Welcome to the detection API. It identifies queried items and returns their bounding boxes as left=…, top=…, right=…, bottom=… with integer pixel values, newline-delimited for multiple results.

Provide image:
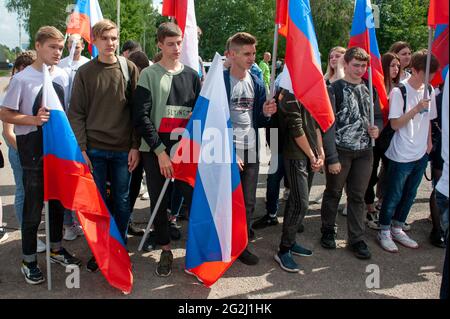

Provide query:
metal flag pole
left=269, top=23, right=280, bottom=99
left=117, top=0, right=121, bottom=55
left=138, top=178, right=171, bottom=251
left=44, top=201, right=52, bottom=290
left=423, top=26, right=435, bottom=101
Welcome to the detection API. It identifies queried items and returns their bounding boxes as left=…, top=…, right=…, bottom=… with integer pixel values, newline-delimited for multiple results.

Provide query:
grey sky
left=0, top=0, right=29, bottom=49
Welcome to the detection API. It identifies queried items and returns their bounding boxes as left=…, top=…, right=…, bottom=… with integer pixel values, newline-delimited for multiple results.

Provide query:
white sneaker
left=377, top=231, right=398, bottom=253
left=37, top=239, right=46, bottom=253
left=402, top=222, right=411, bottom=232
left=141, top=191, right=150, bottom=200
left=391, top=227, right=419, bottom=249
left=63, top=224, right=83, bottom=241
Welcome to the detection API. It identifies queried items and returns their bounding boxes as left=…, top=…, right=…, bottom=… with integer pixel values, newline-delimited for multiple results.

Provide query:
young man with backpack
left=68, top=19, right=140, bottom=271
left=377, top=50, right=439, bottom=253
left=321, top=47, right=380, bottom=260
left=0, top=26, right=80, bottom=285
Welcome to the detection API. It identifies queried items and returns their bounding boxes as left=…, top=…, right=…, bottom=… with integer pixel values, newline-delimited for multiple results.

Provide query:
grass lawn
left=0, top=70, right=12, bottom=77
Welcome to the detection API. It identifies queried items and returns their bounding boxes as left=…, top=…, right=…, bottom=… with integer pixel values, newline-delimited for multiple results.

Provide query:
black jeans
left=142, top=152, right=192, bottom=246
left=129, top=158, right=144, bottom=219
left=364, top=145, right=388, bottom=205
left=321, top=148, right=373, bottom=245
left=280, top=159, right=314, bottom=252
left=237, top=149, right=260, bottom=234
left=17, top=130, right=64, bottom=262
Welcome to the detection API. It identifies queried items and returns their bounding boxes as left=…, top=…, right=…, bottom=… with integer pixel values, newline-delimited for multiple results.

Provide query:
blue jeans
left=265, top=153, right=285, bottom=217
left=7, top=144, right=24, bottom=226
left=379, top=154, right=428, bottom=230
left=87, top=148, right=131, bottom=242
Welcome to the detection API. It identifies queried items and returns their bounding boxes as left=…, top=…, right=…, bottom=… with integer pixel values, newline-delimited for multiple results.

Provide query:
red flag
left=428, top=0, right=449, bottom=27
left=276, top=0, right=289, bottom=37
left=162, top=0, right=188, bottom=34
left=162, top=0, right=175, bottom=17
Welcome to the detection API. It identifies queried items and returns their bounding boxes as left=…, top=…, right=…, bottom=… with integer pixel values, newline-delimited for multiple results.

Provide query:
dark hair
left=157, top=22, right=182, bottom=43
left=13, top=51, right=36, bottom=75
left=228, top=32, right=257, bottom=52
left=389, top=41, right=411, bottom=55
left=344, top=47, right=370, bottom=63
left=381, top=52, right=401, bottom=93
left=121, top=40, right=142, bottom=54
left=152, top=51, right=163, bottom=63
left=410, top=49, right=439, bottom=73
left=128, top=51, right=150, bottom=72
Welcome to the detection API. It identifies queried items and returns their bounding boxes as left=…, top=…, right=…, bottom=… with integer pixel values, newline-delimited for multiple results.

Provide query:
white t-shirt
left=436, top=73, right=449, bottom=197
left=385, top=82, right=437, bottom=163
left=1, top=65, right=69, bottom=136
left=58, top=55, right=90, bottom=71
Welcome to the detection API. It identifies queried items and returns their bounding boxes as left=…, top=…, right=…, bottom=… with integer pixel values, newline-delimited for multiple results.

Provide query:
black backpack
left=377, top=83, right=432, bottom=154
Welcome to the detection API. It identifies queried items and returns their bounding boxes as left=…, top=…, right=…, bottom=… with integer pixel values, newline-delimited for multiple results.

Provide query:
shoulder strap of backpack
left=398, top=83, right=407, bottom=114
left=117, top=55, right=130, bottom=84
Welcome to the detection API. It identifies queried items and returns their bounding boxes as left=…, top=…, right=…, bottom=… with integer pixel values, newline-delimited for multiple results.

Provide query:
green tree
left=5, top=0, right=159, bottom=58
left=376, top=0, right=430, bottom=53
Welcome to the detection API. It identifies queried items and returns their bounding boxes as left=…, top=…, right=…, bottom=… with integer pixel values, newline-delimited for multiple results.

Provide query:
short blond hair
left=92, top=19, right=118, bottom=40
left=35, top=26, right=64, bottom=44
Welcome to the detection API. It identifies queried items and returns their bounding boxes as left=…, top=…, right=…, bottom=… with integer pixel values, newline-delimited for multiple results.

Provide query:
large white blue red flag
left=66, top=0, right=103, bottom=57
left=42, top=65, right=133, bottom=294
left=277, top=0, right=335, bottom=132
left=172, top=53, right=247, bottom=287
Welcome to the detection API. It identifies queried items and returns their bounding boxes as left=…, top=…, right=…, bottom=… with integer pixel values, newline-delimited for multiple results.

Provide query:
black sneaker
left=87, top=256, right=99, bottom=272
left=252, top=215, right=279, bottom=230
left=128, top=222, right=144, bottom=236
left=50, top=248, right=82, bottom=267
left=143, top=231, right=157, bottom=252
left=169, top=220, right=181, bottom=241
left=320, top=231, right=337, bottom=249
left=430, top=230, right=446, bottom=248
left=21, top=261, right=45, bottom=285
left=350, top=240, right=371, bottom=259
left=155, top=250, right=173, bottom=277
left=238, top=248, right=259, bottom=265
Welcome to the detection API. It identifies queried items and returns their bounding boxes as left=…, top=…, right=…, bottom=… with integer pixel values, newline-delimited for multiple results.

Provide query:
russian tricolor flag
left=172, top=54, right=247, bottom=287
left=66, top=0, right=103, bottom=57
left=277, top=0, right=335, bottom=132
left=162, top=0, right=199, bottom=73
left=349, top=0, right=389, bottom=123
left=428, top=1, right=449, bottom=86
left=42, top=65, right=133, bottom=294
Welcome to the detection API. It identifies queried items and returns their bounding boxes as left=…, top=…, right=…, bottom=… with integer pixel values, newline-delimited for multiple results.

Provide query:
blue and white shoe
left=291, top=243, right=313, bottom=257
left=274, top=251, right=300, bottom=273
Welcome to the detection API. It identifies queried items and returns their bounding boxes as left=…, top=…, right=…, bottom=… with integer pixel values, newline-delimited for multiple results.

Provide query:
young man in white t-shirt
left=378, top=50, right=440, bottom=253
left=0, top=26, right=81, bottom=285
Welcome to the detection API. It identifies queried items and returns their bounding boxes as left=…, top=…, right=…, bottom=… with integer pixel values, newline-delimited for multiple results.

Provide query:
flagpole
left=138, top=178, right=171, bottom=251
left=269, top=23, right=280, bottom=99
left=117, top=0, right=121, bottom=55
left=45, top=201, right=52, bottom=290
left=424, top=26, right=435, bottom=101
left=368, top=66, right=375, bottom=147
